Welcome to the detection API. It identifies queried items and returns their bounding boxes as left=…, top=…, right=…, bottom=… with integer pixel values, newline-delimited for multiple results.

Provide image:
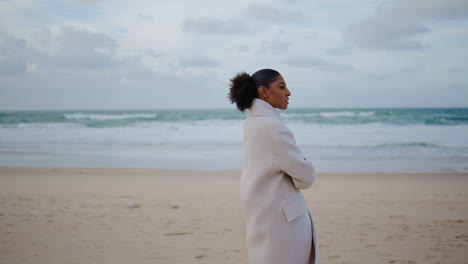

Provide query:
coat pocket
left=282, top=195, right=307, bottom=222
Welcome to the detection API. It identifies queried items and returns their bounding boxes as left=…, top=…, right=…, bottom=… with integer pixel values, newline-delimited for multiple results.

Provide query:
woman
left=228, top=69, right=319, bottom=264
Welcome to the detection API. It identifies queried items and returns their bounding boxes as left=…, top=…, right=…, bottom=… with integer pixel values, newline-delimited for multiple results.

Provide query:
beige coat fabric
left=240, top=98, right=319, bottom=264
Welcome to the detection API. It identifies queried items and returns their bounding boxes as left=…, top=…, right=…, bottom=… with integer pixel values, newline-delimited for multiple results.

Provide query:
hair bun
left=228, top=72, right=257, bottom=112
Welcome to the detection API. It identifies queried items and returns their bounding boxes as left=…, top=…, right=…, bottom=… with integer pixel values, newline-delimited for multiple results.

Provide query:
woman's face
left=260, top=74, right=291, bottom=110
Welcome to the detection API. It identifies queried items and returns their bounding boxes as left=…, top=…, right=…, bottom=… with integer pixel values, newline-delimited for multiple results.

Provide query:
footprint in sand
left=384, top=233, right=407, bottom=241
left=390, top=260, right=416, bottom=264
left=446, top=219, right=464, bottom=223
left=198, top=247, right=211, bottom=251
left=388, top=215, right=405, bottom=219
left=163, top=232, right=193, bottom=236
left=402, top=225, right=412, bottom=232
left=455, top=233, right=468, bottom=241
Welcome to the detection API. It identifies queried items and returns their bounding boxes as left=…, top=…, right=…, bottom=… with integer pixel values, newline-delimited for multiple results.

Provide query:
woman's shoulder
left=264, top=116, right=293, bottom=140
left=245, top=115, right=288, bottom=138
left=248, top=113, right=286, bottom=128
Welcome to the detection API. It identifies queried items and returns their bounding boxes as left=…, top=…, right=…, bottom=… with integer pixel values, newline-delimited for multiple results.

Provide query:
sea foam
left=64, top=113, right=157, bottom=120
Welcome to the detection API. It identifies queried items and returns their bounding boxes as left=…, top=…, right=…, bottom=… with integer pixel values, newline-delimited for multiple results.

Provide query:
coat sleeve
left=273, top=121, right=316, bottom=189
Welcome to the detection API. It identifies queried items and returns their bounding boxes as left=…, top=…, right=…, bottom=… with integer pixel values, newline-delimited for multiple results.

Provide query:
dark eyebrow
left=279, top=82, right=286, bottom=85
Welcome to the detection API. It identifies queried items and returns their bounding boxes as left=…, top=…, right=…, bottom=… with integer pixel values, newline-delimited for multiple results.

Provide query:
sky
left=0, top=0, right=467, bottom=110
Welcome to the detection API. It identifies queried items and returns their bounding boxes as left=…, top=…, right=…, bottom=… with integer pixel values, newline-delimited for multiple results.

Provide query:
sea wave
left=306, top=142, right=467, bottom=149
left=320, top=111, right=376, bottom=117
left=282, top=111, right=376, bottom=118
left=11, top=122, right=86, bottom=129
left=424, top=115, right=468, bottom=125
left=64, top=113, right=157, bottom=120
left=374, top=142, right=447, bottom=148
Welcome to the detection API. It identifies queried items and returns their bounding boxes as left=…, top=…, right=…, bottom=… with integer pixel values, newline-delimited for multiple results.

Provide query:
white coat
left=240, top=98, right=319, bottom=264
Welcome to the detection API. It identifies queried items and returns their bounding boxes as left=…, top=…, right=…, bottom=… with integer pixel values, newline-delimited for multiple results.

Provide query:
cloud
left=393, top=0, right=468, bottom=20
left=326, top=46, right=352, bottom=56
left=1, top=0, right=467, bottom=109
left=346, top=15, right=428, bottom=50
left=233, top=45, right=249, bottom=53
left=179, top=54, right=219, bottom=68
left=257, top=39, right=291, bottom=54
left=137, top=13, right=153, bottom=21
left=47, top=27, right=117, bottom=70
left=450, top=67, right=464, bottom=72
left=42, top=26, right=118, bottom=70
left=75, top=0, right=104, bottom=4
left=0, top=26, right=224, bottom=109
left=0, top=29, right=29, bottom=75
left=0, top=25, right=129, bottom=76
left=138, top=49, right=161, bottom=58
left=367, top=73, right=393, bottom=80
left=283, top=56, right=354, bottom=73
left=243, top=3, right=302, bottom=23
left=182, top=17, right=252, bottom=34
left=345, top=0, right=468, bottom=51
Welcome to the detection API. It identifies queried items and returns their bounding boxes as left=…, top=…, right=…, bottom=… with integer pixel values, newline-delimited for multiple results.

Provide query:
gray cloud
left=283, top=56, right=354, bottom=73
left=393, top=0, right=468, bottom=20
left=450, top=67, right=464, bottom=73
left=400, top=65, right=425, bottom=75
left=139, top=49, right=161, bottom=58
left=257, top=40, right=291, bottom=54
left=0, top=26, right=142, bottom=78
left=346, top=15, right=428, bottom=50
left=42, top=26, right=118, bottom=70
left=224, top=44, right=250, bottom=53
left=0, top=27, right=223, bottom=110
left=367, top=73, right=393, bottom=80
left=2, top=0, right=467, bottom=109
left=179, top=54, right=219, bottom=68
left=243, top=3, right=302, bottom=23
left=182, top=17, right=252, bottom=34
left=0, top=30, right=29, bottom=75
left=138, top=13, right=153, bottom=21
left=326, top=46, right=353, bottom=56
left=234, top=45, right=249, bottom=53
left=345, top=0, right=468, bottom=51
left=75, top=0, right=104, bottom=4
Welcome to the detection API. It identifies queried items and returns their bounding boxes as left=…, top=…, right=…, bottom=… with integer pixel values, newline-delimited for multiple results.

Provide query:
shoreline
left=2, top=166, right=468, bottom=176
left=2, top=150, right=468, bottom=173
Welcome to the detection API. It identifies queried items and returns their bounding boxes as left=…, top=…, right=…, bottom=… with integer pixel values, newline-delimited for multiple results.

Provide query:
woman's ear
left=258, top=86, right=269, bottom=99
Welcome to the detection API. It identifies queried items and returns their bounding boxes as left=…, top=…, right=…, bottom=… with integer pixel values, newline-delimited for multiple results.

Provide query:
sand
left=1, top=167, right=467, bottom=264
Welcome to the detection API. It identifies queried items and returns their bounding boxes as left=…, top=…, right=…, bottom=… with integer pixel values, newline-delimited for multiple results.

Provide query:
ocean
left=1, top=108, right=467, bottom=172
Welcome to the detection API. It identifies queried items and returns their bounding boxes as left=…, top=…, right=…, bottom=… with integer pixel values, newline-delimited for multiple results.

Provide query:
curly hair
left=228, top=69, right=280, bottom=112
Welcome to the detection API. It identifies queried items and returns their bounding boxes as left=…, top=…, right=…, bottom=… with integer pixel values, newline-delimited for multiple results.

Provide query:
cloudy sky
left=1, top=0, right=467, bottom=110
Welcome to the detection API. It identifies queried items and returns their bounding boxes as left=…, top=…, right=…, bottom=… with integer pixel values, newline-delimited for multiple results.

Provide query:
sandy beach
left=1, top=167, right=467, bottom=264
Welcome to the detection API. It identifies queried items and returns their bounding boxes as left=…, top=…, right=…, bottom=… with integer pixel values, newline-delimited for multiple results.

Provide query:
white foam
left=281, top=111, right=376, bottom=118
left=318, top=111, right=376, bottom=117
left=281, top=113, right=320, bottom=118
left=64, top=113, right=157, bottom=120
left=14, top=122, right=85, bottom=129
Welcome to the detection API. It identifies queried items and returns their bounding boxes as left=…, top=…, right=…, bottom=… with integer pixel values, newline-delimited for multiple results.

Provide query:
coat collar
left=248, top=98, right=282, bottom=120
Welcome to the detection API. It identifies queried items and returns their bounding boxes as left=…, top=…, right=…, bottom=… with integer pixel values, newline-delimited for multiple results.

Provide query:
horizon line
left=1, top=106, right=468, bottom=111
